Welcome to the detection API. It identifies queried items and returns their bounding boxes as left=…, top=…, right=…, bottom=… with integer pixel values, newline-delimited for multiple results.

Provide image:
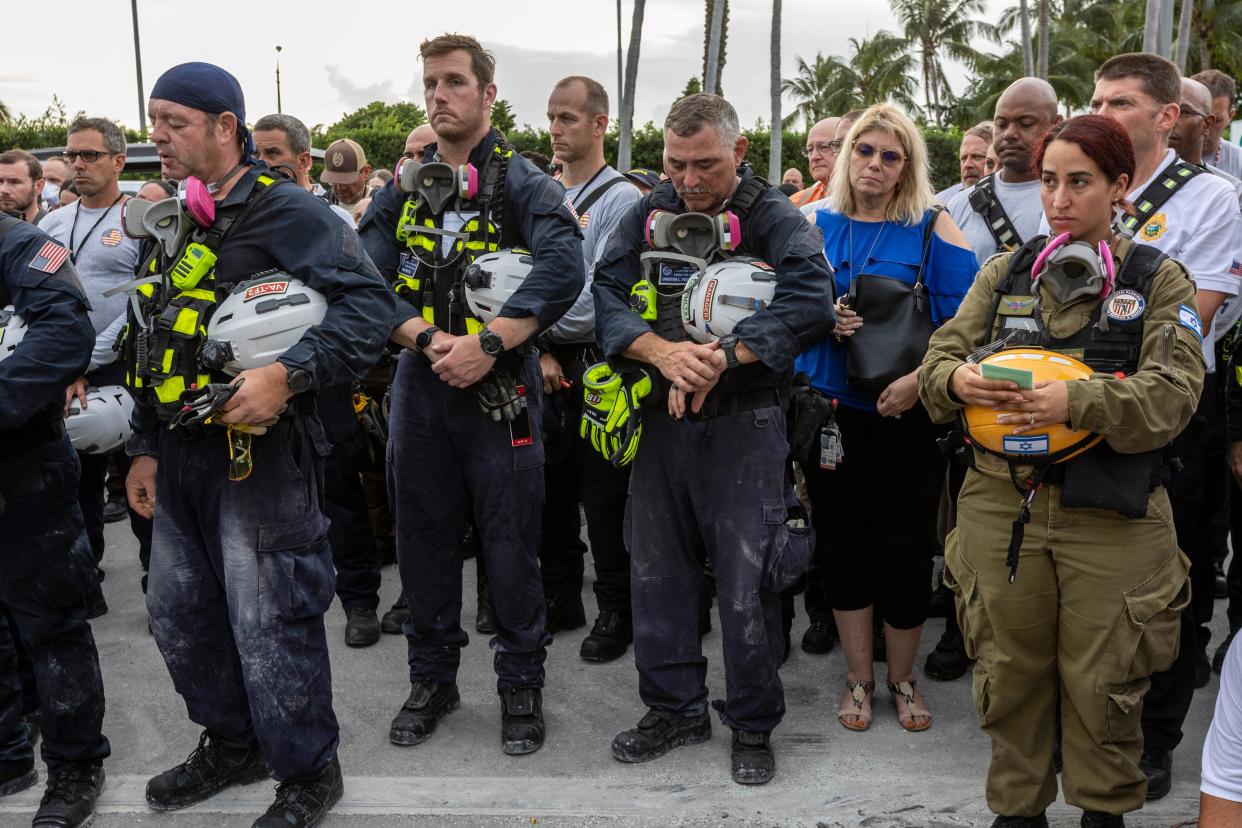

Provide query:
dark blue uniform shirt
left=359, top=129, right=584, bottom=332
left=0, top=218, right=94, bottom=430
left=129, top=163, right=396, bottom=453
left=592, top=166, right=837, bottom=398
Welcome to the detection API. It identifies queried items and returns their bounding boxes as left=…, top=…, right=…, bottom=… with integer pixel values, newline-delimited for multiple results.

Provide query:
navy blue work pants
left=146, top=418, right=339, bottom=781
left=627, top=405, right=790, bottom=734
left=388, top=353, right=550, bottom=691
left=0, top=436, right=110, bottom=771
left=317, top=383, right=381, bottom=612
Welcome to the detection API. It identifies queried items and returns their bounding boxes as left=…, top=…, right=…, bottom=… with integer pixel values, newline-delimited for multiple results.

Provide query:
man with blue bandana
left=123, top=62, right=394, bottom=828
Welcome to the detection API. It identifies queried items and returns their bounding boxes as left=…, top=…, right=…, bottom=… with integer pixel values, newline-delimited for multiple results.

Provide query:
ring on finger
left=1028, top=413, right=1035, bottom=425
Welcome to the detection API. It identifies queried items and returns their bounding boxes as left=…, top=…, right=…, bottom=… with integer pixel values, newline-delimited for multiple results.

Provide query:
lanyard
left=567, top=164, right=609, bottom=209
left=68, top=193, right=125, bottom=263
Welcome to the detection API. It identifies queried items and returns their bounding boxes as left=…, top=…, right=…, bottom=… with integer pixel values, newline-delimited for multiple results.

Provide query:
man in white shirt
left=539, top=75, right=641, bottom=661
left=38, top=116, right=148, bottom=608
left=1194, top=69, right=1242, bottom=180
left=948, top=78, right=1062, bottom=265
left=1202, top=637, right=1242, bottom=821
left=1091, top=52, right=1242, bottom=804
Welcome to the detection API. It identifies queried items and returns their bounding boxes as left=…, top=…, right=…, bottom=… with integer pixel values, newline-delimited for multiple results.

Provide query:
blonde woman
left=796, top=104, right=977, bottom=732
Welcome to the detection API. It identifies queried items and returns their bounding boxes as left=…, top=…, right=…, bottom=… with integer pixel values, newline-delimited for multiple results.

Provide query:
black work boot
left=380, top=595, right=409, bottom=635
left=612, top=710, right=711, bottom=763
left=146, top=731, right=269, bottom=811
left=927, top=582, right=953, bottom=618
left=1081, top=811, right=1125, bottom=828
left=389, top=681, right=460, bottom=746
left=800, top=620, right=837, bottom=654
left=32, top=763, right=104, bottom=828
left=731, top=729, right=775, bottom=785
left=252, top=755, right=343, bottom=828
left=1140, top=747, right=1172, bottom=800
left=990, top=816, right=1048, bottom=828
left=0, top=757, right=36, bottom=797
left=580, top=610, right=632, bottom=662
left=1195, top=648, right=1213, bottom=689
left=545, top=593, right=586, bottom=634
left=344, top=607, right=381, bottom=647
left=924, top=623, right=973, bottom=681
left=499, top=687, right=545, bottom=755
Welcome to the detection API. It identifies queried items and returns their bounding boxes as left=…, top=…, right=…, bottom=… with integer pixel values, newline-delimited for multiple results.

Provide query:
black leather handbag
left=844, top=206, right=942, bottom=396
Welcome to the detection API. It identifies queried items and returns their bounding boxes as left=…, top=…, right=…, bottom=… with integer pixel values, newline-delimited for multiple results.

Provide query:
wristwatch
left=415, top=325, right=440, bottom=350
left=286, top=367, right=313, bottom=394
left=719, top=334, right=741, bottom=370
left=478, top=328, right=505, bottom=357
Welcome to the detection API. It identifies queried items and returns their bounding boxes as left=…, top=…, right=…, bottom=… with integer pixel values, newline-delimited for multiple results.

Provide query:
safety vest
left=392, top=141, right=514, bottom=337
left=123, top=172, right=285, bottom=415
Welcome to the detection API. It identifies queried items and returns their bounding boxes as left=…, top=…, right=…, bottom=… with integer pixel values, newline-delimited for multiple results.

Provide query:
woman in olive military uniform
left=919, top=115, right=1205, bottom=828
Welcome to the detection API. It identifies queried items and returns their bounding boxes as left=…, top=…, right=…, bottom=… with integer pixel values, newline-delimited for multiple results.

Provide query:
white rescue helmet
left=66, top=385, right=135, bottom=455
left=462, top=249, right=533, bottom=323
left=680, top=256, right=778, bottom=343
left=0, top=306, right=26, bottom=362
left=203, top=272, right=327, bottom=375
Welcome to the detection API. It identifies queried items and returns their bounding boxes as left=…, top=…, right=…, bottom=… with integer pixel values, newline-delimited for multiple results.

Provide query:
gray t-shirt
left=39, top=199, right=143, bottom=368
left=545, top=167, right=641, bottom=343
left=947, top=174, right=1044, bottom=266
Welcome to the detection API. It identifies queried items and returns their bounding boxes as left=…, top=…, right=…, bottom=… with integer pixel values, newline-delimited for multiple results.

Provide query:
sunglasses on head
left=853, top=142, right=906, bottom=167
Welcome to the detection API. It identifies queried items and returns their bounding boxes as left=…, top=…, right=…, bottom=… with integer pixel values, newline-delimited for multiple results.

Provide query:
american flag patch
left=30, top=241, right=69, bottom=273
left=1231, top=260, right=1242, bottom=278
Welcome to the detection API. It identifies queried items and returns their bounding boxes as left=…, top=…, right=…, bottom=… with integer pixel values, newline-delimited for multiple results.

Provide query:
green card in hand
left=981, top=363, right=1035, bottom=390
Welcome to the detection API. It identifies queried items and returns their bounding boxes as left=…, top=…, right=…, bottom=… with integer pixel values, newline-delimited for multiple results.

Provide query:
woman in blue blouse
left=797, top=104, right=978, bottom=733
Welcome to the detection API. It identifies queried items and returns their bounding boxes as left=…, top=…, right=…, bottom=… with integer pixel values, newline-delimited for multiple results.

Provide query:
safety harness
left=968, top=173, right=1023, bottom=253
left=392, top=141, right=514, bottom=336
left=1116, top=159, right=1204, bottom=240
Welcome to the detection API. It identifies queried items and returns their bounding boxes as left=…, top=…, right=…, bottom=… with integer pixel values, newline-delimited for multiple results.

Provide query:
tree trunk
left=618, top=0, right=646, bottom=172
left=1198, top=19, right=1211, bottom=69
left=704, top=0, right=725, bottom=95
left=1144, top=0, right=1162, bottom=53
left=1019, top=0, right=1034, bottom=76
left=1175, top=0, right=1194, bottom=70
left=1037, top=0, right=1050, bottom=79
left=768, top=0, right=782, bottom=181
left=923, top=48, right=933, bottom=121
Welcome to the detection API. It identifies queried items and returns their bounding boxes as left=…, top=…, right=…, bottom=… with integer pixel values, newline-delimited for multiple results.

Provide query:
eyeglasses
left=853, top=142, right=906, bottom=167
left=1179, top=107, right=1207, bottom=120
left=801, top=140, right=843, bottom=158
left=63, top=150, right=113, bottom=163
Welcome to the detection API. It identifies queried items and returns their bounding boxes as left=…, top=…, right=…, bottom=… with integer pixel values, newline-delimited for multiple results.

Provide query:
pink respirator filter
left=182, top=177, right=216, bottom=228
left=458, top=163, right=479, bottom=200
left=1031, top=232, right=1115, bottom=299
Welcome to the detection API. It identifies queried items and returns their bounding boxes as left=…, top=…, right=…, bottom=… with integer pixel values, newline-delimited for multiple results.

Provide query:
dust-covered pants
left=387, top=352, right=550, bottom=690
left=0, top=435, right=110, bottom=772
left=945, top=470, right=1189, bottom=817
left=146, top=418, right=339, bottom=782
left=627, top=405, right=792, bottom=733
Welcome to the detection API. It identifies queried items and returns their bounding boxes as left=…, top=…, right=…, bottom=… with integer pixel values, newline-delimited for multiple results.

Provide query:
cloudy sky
left=3, top=0, right=1003, bottom=135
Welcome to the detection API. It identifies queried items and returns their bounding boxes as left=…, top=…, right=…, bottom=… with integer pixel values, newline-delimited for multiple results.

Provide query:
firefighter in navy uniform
left=0, top=215, right=109, bottom=828
left=591, top=94, right=834, bottom=785
left=357, top=34, right=583, bottom=756
left=121, top=64, right=394, bottom=828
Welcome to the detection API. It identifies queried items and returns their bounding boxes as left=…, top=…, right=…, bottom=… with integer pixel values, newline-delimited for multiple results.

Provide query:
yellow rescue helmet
left=963, top=348, right=1104, bottom=463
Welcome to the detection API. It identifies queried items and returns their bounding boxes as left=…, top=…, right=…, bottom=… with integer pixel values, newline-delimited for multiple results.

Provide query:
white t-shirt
left=1203, top=633, right=1242, bottom=802
left=1213, top=139, right=1242, bottom=181
left=546, top=167, right=640, bottom=344
left=947, top=174, right=1045, bottom=267
left=936, top=182, right=964, bottom=204
left=38, top=198, right=143, bottom=369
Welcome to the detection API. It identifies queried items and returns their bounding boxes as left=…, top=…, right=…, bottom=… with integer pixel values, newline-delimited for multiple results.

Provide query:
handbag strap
left=913, top=205, right=943, bottom=291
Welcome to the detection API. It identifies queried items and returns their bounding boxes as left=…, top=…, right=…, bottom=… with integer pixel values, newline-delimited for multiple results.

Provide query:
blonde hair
left=827, top=103, right=935, bottom=226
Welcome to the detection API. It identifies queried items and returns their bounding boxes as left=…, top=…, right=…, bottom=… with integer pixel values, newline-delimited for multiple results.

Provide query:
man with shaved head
left=1194, top=69, right=1242, bottom=179
left=789, top=116, right=840, bottom=208
left=1173, top=78, right=1242, bottom=207
left=403, top=123, right=437, bottom=163
left=947, top=77, right=1062, bottom=266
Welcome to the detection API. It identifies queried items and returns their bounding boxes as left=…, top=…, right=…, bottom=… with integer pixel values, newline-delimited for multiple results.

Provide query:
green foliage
left=0, top=97, right=143, bottom=153
left=923, top=126, right=965, bottom=192
left=681, top=77, right=703, bottom=99
left=491, top=100, right=517, bottom=136
left=312, top=100, right=427, bottom=171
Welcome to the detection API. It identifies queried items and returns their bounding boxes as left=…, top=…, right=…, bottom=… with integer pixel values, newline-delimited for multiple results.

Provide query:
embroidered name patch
left=1106, top=289, right=1145, bottom=322
left=1178, top=303, right=1203, bottom=340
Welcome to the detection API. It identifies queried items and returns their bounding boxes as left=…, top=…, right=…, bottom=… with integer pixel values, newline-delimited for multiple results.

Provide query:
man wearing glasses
left=39, top=118, right=151, bottom=609
left=788, top=116, right=839, bottom=209
left=1171, top=79, right=1242, bottom=209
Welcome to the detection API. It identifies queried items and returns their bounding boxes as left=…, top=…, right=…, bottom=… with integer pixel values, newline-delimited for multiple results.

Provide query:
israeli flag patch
left=1178, top=304, right=1203, bottom=340
left=1002, top=434, right=1050, bottom=456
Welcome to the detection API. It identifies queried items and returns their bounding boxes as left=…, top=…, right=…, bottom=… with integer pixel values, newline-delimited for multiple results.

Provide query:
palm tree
left=889, top=0, right=994, bottom=125
left=781, top=52, right=842, bottom=129
left=1037, top=0, right=1050, bottom=78
left=617, top=0, right=646, bottom=172
left=768, top=0, right=783, bottom=181
left=1191, top=0, right=1242, bottom=71
left=830, top=32, right=921, bottom=114
left=1019, top=0, right=1034, bottom=75
left=704, top=0, right=726, bottom=95
left=1175, top=0, right=1194, bottom=69
left=0, top=100, right=10, bottom=125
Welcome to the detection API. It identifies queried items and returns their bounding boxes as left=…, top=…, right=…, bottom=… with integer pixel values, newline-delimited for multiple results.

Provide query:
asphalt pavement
left=0, top=518, right=1223, bottom=828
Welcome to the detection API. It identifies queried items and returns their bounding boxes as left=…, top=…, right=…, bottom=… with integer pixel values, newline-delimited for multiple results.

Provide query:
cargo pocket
left=256, top=518, right=335, bottom=628
left=760, top=489, right=815, bottom=593
left=1097, top=551, right=1191, bottom=736
left=943, top=535, right=994, bottom=723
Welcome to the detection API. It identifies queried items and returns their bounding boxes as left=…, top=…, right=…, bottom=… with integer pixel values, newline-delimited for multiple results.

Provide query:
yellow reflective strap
left=178, top=288, right=215, bottom=302
left=161, top=350, right=174, bottom=373
left=172, top=307, right=200, bottom=336
left=422, top=307, right=435, bottom=324
left=257, top=175, right=275, bottom=187
left=465, top=318, right=483, bottom=335
left=138, top=282, right=155, bottom=297
left=155, top=375, right=185, bottom=404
